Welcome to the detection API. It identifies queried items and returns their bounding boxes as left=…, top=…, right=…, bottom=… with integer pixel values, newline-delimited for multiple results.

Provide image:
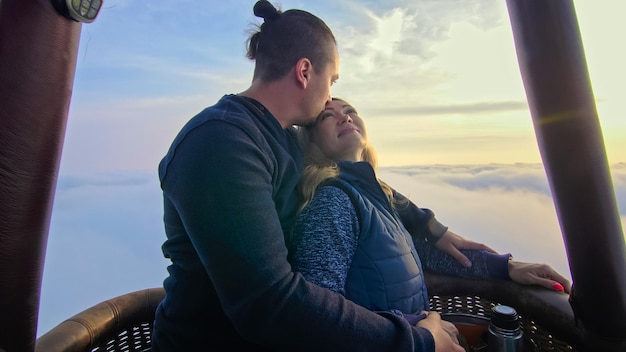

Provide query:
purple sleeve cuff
left=389, top=309, right=428, bottom=325
left=485, top=252, right=512, bottom=280
left=403, top=312, right=428, bottom=325
left=381, top=310, right=435, bottom=352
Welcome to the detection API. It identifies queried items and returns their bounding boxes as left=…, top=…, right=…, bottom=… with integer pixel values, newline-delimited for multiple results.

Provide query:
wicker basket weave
left=78, top=294, right=576, bottom=352
left=37, top=275, right=589, bottom=352
left=90, top=322, right=153, bottom=352
left=430, top=294, right=575, bottom=352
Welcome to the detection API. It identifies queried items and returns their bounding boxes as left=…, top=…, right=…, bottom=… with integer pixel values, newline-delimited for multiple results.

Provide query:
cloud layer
left=38, top=163, right=626, bottom=336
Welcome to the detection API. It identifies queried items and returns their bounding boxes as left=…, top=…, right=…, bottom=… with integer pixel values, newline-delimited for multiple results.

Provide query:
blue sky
left=60, top=0, right=625, bottom=173
left=37, top=0, right=626, bottom=337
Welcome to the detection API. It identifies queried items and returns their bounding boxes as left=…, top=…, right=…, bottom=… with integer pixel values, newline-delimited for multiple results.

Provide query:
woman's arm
left=289, top=186, right=359, bottom=294
left=415, top=236, right=511, bottom=280
left=415, top=235, right=571, bottom=292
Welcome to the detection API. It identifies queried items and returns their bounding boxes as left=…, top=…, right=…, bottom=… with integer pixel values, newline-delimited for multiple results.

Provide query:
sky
left=36, top=0, right=626, bottom=338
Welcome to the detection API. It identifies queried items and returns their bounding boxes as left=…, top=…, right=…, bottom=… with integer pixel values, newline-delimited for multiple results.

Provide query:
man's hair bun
left=254, top=0, right=281, bottom=22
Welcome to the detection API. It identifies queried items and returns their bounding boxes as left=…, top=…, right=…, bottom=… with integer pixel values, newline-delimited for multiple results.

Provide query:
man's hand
left=416, top=311, right=465, bottom=352
left=435, top=230, right=498, bottom=268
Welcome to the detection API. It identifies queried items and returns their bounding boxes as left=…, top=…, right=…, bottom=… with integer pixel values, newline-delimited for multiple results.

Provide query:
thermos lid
left=491, top=305, right=520, bottom=330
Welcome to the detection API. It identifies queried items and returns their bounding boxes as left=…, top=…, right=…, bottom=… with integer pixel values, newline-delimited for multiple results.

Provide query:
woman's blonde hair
left=296, top=98, right=395, bottom=214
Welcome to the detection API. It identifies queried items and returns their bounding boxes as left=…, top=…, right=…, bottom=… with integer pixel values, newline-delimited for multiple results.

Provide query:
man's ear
left=295, top=58, right=313, bottom=89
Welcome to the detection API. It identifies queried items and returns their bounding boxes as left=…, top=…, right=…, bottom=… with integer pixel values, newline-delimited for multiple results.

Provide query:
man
left=152, top=1, right=464, bottom=351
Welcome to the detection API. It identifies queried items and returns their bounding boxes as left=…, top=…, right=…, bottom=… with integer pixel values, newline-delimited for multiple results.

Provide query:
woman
left=289, top=98, right=571, bottom=342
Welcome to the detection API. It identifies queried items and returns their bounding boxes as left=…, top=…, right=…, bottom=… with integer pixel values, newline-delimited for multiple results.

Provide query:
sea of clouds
left=37, top=163, right=626, bottom=336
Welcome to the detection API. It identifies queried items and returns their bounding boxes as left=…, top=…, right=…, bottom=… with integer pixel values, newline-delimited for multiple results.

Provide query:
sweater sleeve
left=290, top=186, right=359, bottom=294
left=414, top=236, right=511, bottom=280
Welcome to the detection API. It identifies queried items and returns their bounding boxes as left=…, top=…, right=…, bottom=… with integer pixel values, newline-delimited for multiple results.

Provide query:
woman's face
left=310, top=99, right=367, bottom=162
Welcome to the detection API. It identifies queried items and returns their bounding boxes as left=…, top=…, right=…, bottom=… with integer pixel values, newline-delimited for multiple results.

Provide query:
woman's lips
left=338, top=128, right=359, bottom=137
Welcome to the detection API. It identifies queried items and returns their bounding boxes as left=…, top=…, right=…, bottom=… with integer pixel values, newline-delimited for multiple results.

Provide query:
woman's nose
left=339, top=113, right=352, bottom=124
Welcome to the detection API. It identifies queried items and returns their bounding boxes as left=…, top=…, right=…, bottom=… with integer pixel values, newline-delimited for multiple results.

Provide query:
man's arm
left=393, top=190, right=496, bottom=267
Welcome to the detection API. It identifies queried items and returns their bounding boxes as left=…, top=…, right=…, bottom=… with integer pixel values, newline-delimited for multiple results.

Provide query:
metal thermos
left=487, top=305, right=524, bottom=352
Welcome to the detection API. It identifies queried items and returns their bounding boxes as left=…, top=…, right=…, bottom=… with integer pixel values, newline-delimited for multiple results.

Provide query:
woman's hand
left=435, top=230, right=498, bottom=268
left=508, top=260, right=572, bottom=293
left=416, top=311, right=465, bottom=352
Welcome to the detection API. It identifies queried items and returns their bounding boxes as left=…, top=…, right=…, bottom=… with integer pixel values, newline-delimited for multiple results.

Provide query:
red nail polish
left=552, top=283, right=564, bottom=291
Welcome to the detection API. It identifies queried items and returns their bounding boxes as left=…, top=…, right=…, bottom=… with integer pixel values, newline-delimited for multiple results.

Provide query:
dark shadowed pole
left=506, top=0, right=626, bottom=346
left=0, top=0, right=81, bottom=351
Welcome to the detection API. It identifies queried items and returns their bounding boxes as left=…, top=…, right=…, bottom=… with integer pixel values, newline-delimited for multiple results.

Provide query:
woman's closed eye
left=317, top=112, right=333, bottom=122
left=343, top=107, right=358, bottom=117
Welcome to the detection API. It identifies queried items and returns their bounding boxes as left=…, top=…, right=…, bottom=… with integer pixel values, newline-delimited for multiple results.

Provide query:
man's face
left=303, top=45, right=340, bottom=125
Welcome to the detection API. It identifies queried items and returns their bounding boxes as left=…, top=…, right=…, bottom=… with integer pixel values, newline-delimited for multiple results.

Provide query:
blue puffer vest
left=330, top=161, right=429, bottom=314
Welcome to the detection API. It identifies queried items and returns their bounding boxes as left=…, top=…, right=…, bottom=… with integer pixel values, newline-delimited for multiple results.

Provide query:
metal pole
left=0, top=0, right=81, bottom=351
left=506, top=0, right=626, bottom=341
